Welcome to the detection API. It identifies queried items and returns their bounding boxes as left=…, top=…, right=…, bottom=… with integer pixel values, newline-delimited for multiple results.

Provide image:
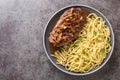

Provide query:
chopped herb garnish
left=107, top=38, right=110, bottom=44
left=73, top=44, right=78, bottom=48
left=83, top=63, right=86, bottom=66
left=77, top=36, right=82, bottom=41
left=98, top=40, right=102, bottom=43
left=93, top=31, right=97, bottom=35
left=82, top=49, right=86, bottom=54
left=100, top=48, right=106, bottom=54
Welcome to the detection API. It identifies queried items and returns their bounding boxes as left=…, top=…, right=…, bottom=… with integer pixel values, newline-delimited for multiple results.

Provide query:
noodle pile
left=52, top=13, right=111, bottom=72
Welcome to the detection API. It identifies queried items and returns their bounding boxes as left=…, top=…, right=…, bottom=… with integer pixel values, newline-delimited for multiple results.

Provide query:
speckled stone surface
left=0, top=0, right=120, bottom=80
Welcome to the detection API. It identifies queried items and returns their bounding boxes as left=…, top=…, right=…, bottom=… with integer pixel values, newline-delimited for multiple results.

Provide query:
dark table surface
left=0, top=0, right=120, bottom=80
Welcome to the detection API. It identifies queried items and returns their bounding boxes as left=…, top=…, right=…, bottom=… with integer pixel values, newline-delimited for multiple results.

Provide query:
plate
left=43, top=5, right=114, bottom=76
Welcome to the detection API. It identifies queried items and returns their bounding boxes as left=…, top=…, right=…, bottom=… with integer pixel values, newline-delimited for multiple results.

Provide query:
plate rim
left=43, top=4, right=115, bottom=76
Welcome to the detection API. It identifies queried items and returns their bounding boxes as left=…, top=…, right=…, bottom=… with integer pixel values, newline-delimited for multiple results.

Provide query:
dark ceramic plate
left=43, top=5, right=114, bottom=76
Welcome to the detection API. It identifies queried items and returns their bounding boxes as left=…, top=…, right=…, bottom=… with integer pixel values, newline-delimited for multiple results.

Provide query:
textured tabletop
left=0, top=0, right=120, bottom=80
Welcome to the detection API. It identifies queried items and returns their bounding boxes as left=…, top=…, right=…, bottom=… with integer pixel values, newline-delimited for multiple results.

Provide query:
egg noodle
left=52, top=13, right=111, bottom=72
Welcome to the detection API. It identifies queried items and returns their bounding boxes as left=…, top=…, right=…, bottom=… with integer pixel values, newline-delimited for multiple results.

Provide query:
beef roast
left=49, top=8, right=85, bottom=47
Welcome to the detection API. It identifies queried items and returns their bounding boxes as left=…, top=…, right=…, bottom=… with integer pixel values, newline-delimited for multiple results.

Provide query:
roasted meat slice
left=49, top=7, right=86, bottom=47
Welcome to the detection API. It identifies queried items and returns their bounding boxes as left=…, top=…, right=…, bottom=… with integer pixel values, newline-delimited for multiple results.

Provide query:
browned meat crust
left=49, top=8, right=85, bottom=47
